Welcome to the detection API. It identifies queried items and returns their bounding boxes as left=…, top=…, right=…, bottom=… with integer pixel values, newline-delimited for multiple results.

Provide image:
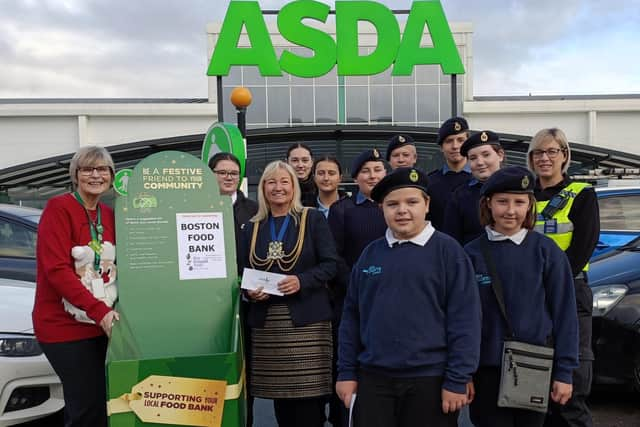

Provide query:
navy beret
left=460, top=130, right=501, bottom=157
left=436, top=117, right=469, bottom=145
left=385, top=134, right=415, bottom=160
left=480, top=166, right=535, bottom=197
left=351, top=148, right=385, bottom=178
left=371, top=167, right=429, bottom=203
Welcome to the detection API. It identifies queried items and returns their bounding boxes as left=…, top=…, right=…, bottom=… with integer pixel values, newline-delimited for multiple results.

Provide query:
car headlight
left=0, top=334, right=43, bottom=357
left=592, top=285, right=629, bottom=317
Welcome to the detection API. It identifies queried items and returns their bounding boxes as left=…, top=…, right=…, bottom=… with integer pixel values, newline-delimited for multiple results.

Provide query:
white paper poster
left=176, top=212, right=226, bottom=280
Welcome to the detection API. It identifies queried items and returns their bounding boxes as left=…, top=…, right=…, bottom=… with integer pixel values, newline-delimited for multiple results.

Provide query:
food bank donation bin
left=106, top=151, right=246, bottom=427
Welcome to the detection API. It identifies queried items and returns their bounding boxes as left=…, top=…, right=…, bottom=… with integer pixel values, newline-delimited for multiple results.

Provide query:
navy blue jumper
left=442, top=178, right=483, bottom=245
left=464, top=231, right=579, bottom=384
left=338, top=230, right=482, bottom=394
left=427, top=164, right=471, bottom=230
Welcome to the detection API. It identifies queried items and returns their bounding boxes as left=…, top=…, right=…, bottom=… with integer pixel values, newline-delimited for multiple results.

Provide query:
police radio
left=540, top=191, right=571, bottom=220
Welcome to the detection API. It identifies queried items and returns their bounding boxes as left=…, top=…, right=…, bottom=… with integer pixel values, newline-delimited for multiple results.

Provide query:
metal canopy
left=2, top=125, right=640, bottom=190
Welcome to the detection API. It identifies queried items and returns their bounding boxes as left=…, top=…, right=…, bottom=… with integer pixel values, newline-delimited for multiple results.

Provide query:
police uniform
left=463, top=167, right=579, bottom=427
left=535, top=177, right=599, bottom=427
left=428, top=117, right=472, bottom=230
left=338, top=167, right=481, bottom=427
left=442, top=131, right=502, bottom=245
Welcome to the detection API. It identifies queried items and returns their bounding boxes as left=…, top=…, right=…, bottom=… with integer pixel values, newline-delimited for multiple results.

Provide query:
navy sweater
left=428, top=167, right=471, bottom=230
left=464, top=231, right=579, bottom=384
left=442, top=180, right=484, bottom=245
left=338, top=231, right=481, bottom=394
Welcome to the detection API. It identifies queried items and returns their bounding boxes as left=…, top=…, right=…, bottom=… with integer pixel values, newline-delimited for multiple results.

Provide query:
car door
left=595, top=190, right=640, bottom=258
left=0, top=215, right=38, bottom=281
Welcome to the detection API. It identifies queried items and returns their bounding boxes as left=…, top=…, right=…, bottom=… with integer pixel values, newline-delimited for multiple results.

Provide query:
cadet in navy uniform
left=386, top=134, right=418, bottom=170
left=337, top=167, right=481, bottom=427
left=442, top=131, right=505, bottom=245
left=428, top=117, right=472, bottom=230
left=464, top=166, right=579, bottom=427
left=527, top=129, right=599, bottom=427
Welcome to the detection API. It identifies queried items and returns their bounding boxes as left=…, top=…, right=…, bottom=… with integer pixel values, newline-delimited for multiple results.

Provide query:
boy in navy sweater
left=336, top=167, right=481, bottom=427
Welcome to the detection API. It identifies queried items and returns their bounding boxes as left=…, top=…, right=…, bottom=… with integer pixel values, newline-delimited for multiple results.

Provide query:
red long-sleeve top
left=33, top=193, right=115, bottom=343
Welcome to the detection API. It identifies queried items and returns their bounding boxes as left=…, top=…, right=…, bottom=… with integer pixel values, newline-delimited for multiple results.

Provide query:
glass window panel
left=417, top=86, right=439, bottom=123
left=439, top=85, right=452, bottom=121
left=242, top=66, right=266, bottom=86
left=223, top=66, right=241, bottom=86
left=316, top=66, right=337, bottom=86
left=600, top=196, right=640, bottom=230
left=345, top=75, right=368, bottom=86
left=245, top=86, right=266, bottom=125
left=289, top=47, right=314, bottom=86
left=0, top=219, right=36, bottom=258
left=315, top=86, right=338, bottom=123
left=370, top=66, right=392, bottom=85
left=346, top=86, right=369, bottom=123
left=393, top=86, right=416, bottom=124
left=267, top=73, right=290, bottom=86
left=291, top=87, right=314, bottom=124
left=370, top=86, right=392, bottom=123
left=393, top=73, right=415, bottom=85
left=267, top=86, right=290, bottom=125
left=415, top=65, right=440, bottom=84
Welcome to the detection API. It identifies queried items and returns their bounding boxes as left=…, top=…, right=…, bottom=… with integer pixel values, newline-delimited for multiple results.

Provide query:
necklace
left=250, top=209, right=309, bottom=272
left=267, top=215, right=290, bottom=260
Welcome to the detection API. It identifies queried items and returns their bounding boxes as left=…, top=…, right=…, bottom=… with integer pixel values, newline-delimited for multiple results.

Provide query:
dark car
left=0, top=203, right=41, bottom=282
left=589, top=237, right=640, bottom=391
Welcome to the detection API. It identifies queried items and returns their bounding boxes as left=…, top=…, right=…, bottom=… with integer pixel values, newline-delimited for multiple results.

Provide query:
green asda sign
left=208, top=0, right=464, bottom=78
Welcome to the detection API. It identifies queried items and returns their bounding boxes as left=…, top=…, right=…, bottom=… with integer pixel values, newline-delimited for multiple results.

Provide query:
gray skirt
left=250, top=303, right=333, bottom=399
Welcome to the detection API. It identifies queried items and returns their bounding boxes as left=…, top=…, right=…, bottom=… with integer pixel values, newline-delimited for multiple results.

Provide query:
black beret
left=351, top=148, right=385, bottom=178
left=436, top=116, right=469, bottom=145
left=480, top=166, right=535, bottom=197
left=385, top=134, right=415, bottom=160
left=460, top=130, right=501, bottom=157
left=371, top=167, right=429, bottom=203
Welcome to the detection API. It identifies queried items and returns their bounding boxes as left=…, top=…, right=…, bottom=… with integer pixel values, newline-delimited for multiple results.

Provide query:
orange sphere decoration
left=230, top=87, right=252, bottom=108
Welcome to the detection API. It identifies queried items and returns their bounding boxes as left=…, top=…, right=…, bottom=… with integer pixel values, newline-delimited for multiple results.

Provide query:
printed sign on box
left=176, top=212, right=226, bottom=280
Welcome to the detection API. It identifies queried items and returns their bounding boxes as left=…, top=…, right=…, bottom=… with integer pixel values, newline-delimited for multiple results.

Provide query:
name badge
left=543, top=219, right=558, bottom=234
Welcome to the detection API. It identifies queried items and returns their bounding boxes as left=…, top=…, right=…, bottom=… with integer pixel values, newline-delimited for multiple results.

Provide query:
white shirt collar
left=231, top=192, right=238, bottom=205
left=386, top=222, right=435, bottom=247
left=485, top=226, right=528, bottom=245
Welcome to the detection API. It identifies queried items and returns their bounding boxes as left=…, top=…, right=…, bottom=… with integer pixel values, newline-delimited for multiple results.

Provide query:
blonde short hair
left=527, top=128, right=571, bottom=174
left=69, top=146, right=115, bottom=188
left=252, top=161, right=303, bottom=223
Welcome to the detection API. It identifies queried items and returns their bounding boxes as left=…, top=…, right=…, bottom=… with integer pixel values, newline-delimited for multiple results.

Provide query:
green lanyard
left=73, top=192, right=103, bottom=270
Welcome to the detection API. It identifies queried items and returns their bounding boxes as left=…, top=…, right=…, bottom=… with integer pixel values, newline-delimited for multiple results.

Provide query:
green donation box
left=106, top=151, right=246, bottom=427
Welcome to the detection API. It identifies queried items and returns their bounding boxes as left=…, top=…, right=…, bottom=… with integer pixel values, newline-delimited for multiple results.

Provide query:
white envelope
left=240, top=268, right=285, bottom=296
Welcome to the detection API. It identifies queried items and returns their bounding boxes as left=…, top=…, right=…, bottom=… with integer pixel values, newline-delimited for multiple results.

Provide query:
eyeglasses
left=78, top=166, right=112, bottom=176
left=531, top=148, right=565, bottom=159
left=213, top=170, right=240, bottom=178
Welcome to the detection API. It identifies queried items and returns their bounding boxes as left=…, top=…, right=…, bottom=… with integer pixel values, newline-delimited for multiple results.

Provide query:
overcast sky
left=1, top=0, right=639, bottom=99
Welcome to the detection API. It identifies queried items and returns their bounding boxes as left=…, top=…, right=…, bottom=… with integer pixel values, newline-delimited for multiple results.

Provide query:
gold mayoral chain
left=249, top=208, right=309, bottom=272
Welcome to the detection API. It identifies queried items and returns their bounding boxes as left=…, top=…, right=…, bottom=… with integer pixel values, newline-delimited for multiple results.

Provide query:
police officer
left=527, top=128, right=599, bottom=427
left=428, top=117, right=472, bottom=230
left=442, top=131, right=505, bottom=245
left=386, top=134, right=418, bottom=170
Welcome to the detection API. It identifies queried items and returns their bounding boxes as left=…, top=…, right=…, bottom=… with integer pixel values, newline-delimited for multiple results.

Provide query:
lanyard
left=73, top=192, right=103, bottom=270
left=269, top=214, right=290, bottom=243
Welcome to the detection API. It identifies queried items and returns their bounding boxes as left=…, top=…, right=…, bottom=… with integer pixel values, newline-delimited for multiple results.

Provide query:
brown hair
left=479, top=194, right=537, bottom=230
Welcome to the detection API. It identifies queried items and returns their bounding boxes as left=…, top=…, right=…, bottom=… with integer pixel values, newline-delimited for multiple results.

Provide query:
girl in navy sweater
left=464, top=166, right=579, bottom=427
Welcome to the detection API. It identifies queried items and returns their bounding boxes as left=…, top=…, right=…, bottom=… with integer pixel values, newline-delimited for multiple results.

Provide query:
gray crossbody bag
left=481, top=239, right=554, bottom=413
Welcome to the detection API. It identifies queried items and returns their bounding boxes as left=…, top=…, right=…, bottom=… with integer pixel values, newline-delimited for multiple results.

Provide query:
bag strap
left=480, top=237, right=514, bottom=338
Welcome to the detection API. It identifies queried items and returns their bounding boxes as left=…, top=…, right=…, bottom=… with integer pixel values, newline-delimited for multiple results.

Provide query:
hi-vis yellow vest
left=535, top=182, right=591, bottom=271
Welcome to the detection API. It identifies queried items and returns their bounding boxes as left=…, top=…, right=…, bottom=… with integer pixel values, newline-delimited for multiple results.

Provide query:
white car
left=0, top=278, right=63, bottom=426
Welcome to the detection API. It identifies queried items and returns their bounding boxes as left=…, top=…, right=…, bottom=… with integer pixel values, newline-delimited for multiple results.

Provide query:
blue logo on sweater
left=362, top=266, right=382, bottom=276
left=476, top=274, right=492, bottom=286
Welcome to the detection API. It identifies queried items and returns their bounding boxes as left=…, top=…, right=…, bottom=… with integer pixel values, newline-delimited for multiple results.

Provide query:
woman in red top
left=33, top=146, right=119, bottom=427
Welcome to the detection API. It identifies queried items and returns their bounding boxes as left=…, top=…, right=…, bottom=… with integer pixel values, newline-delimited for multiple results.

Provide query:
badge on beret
left=409, top=169, right=419, bottom=182
left=398, top=135, right=405, bottom=143
left=480, top=132, right=489, bottom=142
left=454, top=122, right=461, bottom=132
left=373, top=148, right=380, bottom=158
left=521, top=175, right=530, bottom=189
